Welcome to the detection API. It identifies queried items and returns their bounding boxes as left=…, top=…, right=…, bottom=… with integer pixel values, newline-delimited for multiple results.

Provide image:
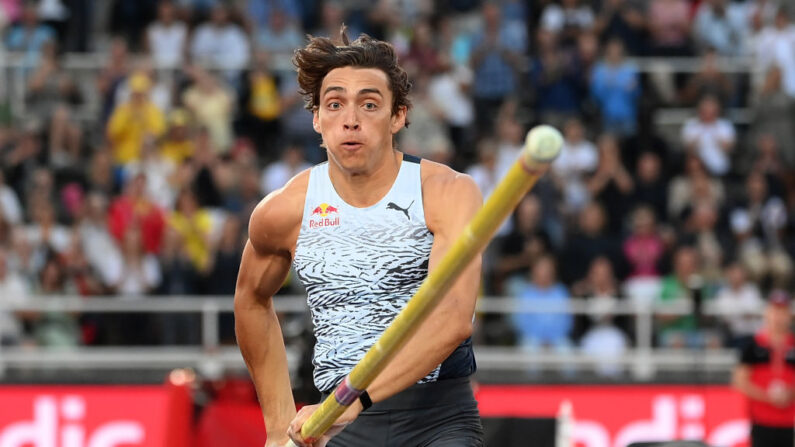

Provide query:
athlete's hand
left=286, top=401, right=363, bottom=447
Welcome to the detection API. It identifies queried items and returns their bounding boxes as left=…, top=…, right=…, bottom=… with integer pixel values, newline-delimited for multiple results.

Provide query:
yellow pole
left=288, top=125, right=563, bottom=445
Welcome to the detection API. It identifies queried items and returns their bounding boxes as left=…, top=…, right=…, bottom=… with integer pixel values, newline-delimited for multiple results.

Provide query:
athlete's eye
left=363, top=102, right=377, bottom=110
left=328, top=102, right=341, bottom=110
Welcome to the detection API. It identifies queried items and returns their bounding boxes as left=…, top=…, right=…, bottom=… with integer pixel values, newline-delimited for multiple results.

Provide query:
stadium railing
left=0, top=295, right=754, bottom=382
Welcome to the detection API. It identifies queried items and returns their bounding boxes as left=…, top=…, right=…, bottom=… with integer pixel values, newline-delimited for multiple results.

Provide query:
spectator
left=0, top=170, right=22, bottom=225
left=530, top=34, right=583, bottom=127
left=713, top=262, right=763, bottom=346
left=236, top=50, right=283, bottom=160
left=577, top=257, right=629, bottom=378
left=206, top=215, right=242, bottom=343
left=693, top=0, right=746, bottom=56
left=749, top=67, right=795, bottom=167
left=145, top=0, right=187, bottom=69
left=562, top=202, right=623, bottom=285
left=4, top=0, right=54, bottom=65
left=97, top=37, right=131, bottom=125
left=25, top=41, right=83, bottom=168
left=76, top=192, right=122, bottom=290
left=752, top=7, right=795, bottom=98
left=656, top=246, right=716, bottom=348
left=114, top=62, right=173, bottom=114
left=552, top=117, right=597, bottom=214
left=33, top=252, right=82, bottom=347
left=730, top=171, right=792, bottom=287
left=167, top=188, right=213, bottom=276
left=631, top=152, right=668, bottom=222
left=24, top=196, right=70, bottom=266
left=747, top=135, right=790, bottom=199
left=428, top=55, right=474, bottom=155
left=623, top=206, right=666, bottom=280
left=587, top=134, right=634, bottom=234
left=680, top=49, right=734, bottom=107
left=159, top=109, right=195, bottom=165
left=258, top=143, right=310, bottom=198
left=182, top=66, right=234, bottom=153
left=107, top=172, right=165, bottom=255
left=647, top=0, right=692, bottom=56
left=508, top=256, right=573, bottom=361
left=106, top=71, right=166, bottom=165
left=495, top=194, right=553, bottom=291
left=668, top=154, right=726, bottom=223
left=590, top=39, right=640, bottom=136
left=682, top=95, right=736, bottom=176
left=0, top=246, right=32, bottom=346
left=681, top=201, right=728, bottom=281
left=254, top=9, right=303, bottom=73
left=127, top=138, right=177, bottom=210
left=401, top=19, right=441, bottom=78
left=466, top=138, right=500, bottom=200
left=540, top=0, right=595, bottom=48
left=397, top=74, right=450, bottom=162
left=470, top=2, right=525, bottom=135
left=189, top=3, right=250, bottom=78
left=593, top=0, right=646, bottom=56
left=493, top=108, right=525, bottom=179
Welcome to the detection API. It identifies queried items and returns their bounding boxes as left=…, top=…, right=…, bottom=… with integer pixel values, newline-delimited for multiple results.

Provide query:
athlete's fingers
left=288, top=405, right=321, bottom=447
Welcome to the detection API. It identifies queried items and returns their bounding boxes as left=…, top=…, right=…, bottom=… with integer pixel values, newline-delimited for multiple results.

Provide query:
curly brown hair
left=292, top=27, right=411, bottom=127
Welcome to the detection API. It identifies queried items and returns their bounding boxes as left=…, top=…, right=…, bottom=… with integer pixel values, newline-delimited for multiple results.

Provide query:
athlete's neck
left=329, top=150, right=402, bottom=208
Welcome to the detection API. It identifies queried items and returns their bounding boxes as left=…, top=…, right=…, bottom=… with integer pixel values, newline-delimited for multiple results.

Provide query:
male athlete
left=234, top=29, right=484, bottom=447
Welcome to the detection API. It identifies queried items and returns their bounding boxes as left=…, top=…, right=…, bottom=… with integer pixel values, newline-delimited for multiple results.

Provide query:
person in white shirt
left=553, top=118, right=598, bottom=213
left=713, top=263, right=763, bottom=344
left=0, top=171, right=22, bottom=225
left=752, top=7, right=795, bottom=98
left=682, top=95, right=736, bottom=176
left=0, top=247, right=31, bottom=346
left=190, top=4, right=250, bottom=74
left=261, top=144, right=312, bottom=195
left=146, top=0, right=187, bottom=69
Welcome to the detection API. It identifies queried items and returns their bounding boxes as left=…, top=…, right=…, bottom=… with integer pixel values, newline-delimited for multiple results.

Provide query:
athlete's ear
left=390, top=106, right=407, bottom=134
left=312, top=109, right=321, bottom=134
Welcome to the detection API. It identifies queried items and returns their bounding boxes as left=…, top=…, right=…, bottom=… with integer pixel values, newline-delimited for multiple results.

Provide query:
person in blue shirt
left=508, top=255, right=573, bottom=357
left=591, top=38, right=640, bottom=137
left=5, top=1, right=54, bottom=66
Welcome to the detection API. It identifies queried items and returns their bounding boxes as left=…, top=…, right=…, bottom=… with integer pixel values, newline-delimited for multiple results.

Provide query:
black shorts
left=750, top=423, right=794, bottom=447
left=324, top=377, right=484, bottom=447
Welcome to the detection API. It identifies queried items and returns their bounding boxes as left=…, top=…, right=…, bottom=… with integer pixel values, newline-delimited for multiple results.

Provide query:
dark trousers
left=324, top=377, right=484, bottom=447
left=751, top=424, right=794, bottom=447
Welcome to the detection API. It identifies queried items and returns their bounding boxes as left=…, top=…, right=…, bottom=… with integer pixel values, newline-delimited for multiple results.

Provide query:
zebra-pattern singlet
left=293, top=153, right=475, bottom=392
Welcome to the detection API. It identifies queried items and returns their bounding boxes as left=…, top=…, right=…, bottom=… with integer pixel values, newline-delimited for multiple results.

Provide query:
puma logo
left=386, top=200, right=414, bottom=220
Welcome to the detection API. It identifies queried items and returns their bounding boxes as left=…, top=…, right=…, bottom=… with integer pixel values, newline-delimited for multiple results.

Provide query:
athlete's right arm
left=234, top=173, right=307, bottom=445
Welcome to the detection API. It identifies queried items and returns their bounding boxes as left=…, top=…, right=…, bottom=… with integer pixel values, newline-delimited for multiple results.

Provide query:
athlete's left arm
left=364, top=167, right=483, bottom=402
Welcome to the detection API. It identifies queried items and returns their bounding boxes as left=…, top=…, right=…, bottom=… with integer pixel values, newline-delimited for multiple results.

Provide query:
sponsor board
left=0, top=385, right=191, bottom=447
left=476, top=385, right=750, bottom=447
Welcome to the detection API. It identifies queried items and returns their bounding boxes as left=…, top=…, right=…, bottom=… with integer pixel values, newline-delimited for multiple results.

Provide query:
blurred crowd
left=0, top=0, right=794, bottom=374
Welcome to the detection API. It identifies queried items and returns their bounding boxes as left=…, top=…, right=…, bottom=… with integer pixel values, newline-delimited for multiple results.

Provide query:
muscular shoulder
left=248, top=168, right=310, bottom=257
left=420, top=160, right=482, bottom=233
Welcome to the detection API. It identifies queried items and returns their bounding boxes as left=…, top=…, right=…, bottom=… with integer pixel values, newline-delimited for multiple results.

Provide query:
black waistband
left=320, top=376, right=475, bottom=412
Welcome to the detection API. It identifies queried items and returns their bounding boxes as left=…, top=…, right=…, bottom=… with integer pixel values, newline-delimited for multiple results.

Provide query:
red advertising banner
left=0, top=384, right=191, bottom=447
left=476, top=385, right=751, bottom=447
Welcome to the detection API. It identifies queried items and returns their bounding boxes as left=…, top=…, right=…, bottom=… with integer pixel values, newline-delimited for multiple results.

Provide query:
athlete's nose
left=343, top=109, right=360, bottom=131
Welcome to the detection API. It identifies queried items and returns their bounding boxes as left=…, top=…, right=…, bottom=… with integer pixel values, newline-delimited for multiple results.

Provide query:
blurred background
left=0, top=0, right=793, bottom=445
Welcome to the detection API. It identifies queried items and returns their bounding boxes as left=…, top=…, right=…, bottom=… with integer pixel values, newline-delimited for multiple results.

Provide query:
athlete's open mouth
left=341, top=141, right=363, bottom=149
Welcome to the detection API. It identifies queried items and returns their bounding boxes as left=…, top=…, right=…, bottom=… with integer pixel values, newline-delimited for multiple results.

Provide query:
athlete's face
left=314, top=67, right=406, bottom=175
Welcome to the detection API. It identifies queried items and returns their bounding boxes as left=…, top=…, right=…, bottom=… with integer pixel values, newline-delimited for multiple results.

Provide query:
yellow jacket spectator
left=168, top=188, right=213, bottom=272
left=107, top=72, right=166, bottom=164
left=159, top=109, right=195, bottom=164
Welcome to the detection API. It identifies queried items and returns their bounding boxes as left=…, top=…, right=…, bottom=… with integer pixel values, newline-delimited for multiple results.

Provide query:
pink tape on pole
left=333, top=377, right=362, bottom=406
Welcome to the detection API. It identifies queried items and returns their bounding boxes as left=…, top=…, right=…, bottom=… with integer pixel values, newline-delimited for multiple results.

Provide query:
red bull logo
left=309, top=203, right=340, bottom=228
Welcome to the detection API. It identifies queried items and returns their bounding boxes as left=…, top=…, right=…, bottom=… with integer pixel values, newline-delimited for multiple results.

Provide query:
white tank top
left=293, top=153, right=436, bottom=392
